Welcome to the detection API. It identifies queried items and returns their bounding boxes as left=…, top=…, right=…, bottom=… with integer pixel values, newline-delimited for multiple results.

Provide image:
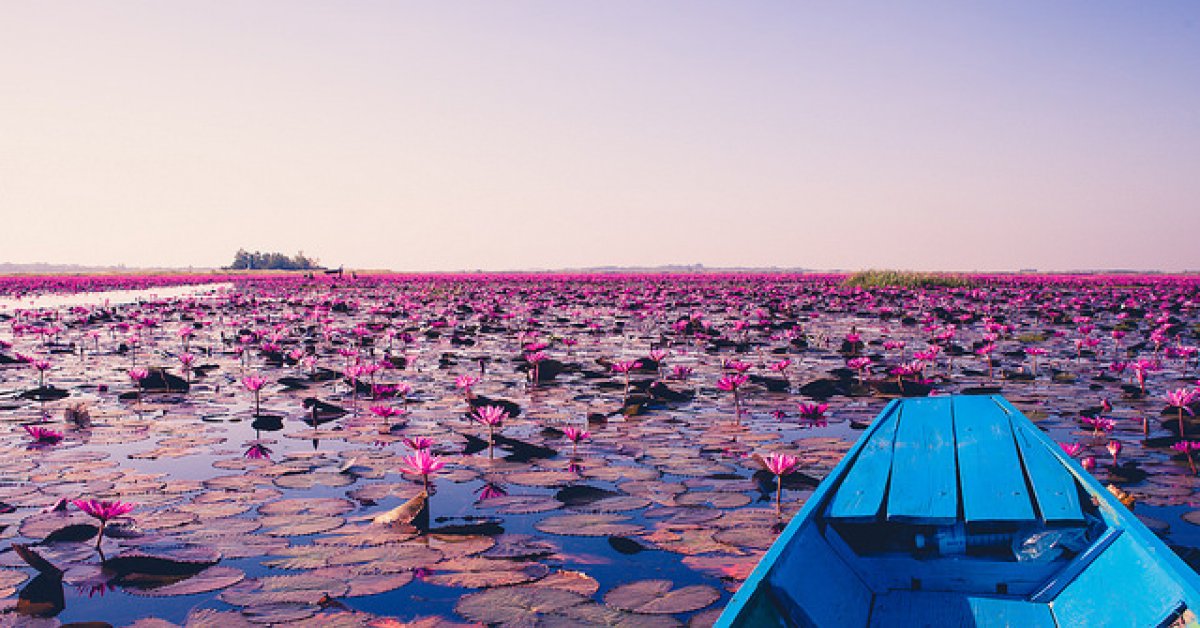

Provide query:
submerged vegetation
left=844, top=269, right=975, bottom=288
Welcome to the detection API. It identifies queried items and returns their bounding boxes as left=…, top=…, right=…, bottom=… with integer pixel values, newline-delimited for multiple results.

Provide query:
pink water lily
left=401, top=449, right=445, bottom=491
left=242, top=374, right=267, bottom=415
left=473, top=404, right=509, bottom=457
left=563, top=426, right=590, bottom=457
left=73, top=499, right=135, bottom=549
left=1060, top=442, right=1084, bottom=457
left=1172, top=440, right=1200, bottom=474
left=717, top=374, right=749, bottom=422
left=796, top=402, right=829, bottom=427
left=1081, top=416, right=1115, bottom=437
left=456, top=375, right=479, bottom=400
left=846, top=357, right=872, bottom=383
left=403, top=436, right=433, bottom=451
left=369, top=404, right=405, bottom=429
left=611, top=360, right=642, bottom=402
left=1106, top=440, right=1122, bottom=466
left=244, top=443, right=272, bottom=460
left=24, top=424, right=63, bottom=445
left=30, top=358, right=51, bottom=388
left=763, top=452, right=800, bottom=514
left=1166, top=387, right=1198, bottom=439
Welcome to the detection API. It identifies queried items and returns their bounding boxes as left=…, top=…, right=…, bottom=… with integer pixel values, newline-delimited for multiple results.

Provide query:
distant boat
left=717, top=395, right=1200, bottom=627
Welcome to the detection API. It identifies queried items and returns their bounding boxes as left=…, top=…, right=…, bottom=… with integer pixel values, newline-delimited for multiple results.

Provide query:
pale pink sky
left=2, top=3, right=1198, bottom=271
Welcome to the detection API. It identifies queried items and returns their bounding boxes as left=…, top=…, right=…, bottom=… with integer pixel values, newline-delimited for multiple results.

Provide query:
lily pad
left=603, top=579, right=720, bottom=614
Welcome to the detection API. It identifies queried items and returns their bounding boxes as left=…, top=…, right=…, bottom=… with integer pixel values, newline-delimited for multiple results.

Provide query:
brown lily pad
left=604, top=579, right=720, bottom=614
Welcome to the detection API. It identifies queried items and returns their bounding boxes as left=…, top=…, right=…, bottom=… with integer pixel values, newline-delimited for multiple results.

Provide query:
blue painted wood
left=1029, top=528, right=1121, bottom=603
left=869, top=591, right=973, bottom=627
left=1050, top=533, right=1185, bottom=626
left=998, top=395, right=1200, bottom=609
left=856, top=552, right=1061, bottom=596
left=827, top=402, right=901, bottom=520
left=1009, top=421, right=1084, bottom=524
left=967, top=596, right=1056, bottom=627
left=767, top=521, right=872, bottom=627
left=869, top=592, right=1054, bottom=627
left=715, top=399, right=900, bottom=627
left=887, top=397, right=958, bottom=524
left=952, top=396, right=1035, bottom=523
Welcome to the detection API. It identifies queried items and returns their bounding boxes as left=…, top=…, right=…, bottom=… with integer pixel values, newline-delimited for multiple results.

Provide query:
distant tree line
left=227, top=249, right=320, bottom=271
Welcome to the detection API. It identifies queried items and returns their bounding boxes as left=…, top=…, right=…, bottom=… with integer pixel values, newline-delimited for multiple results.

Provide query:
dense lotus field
left=0, top=272, right=1199, bottom=627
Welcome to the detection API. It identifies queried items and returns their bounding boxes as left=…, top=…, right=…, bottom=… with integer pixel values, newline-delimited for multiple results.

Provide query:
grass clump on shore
left=844, top=270, right=975, bottom=288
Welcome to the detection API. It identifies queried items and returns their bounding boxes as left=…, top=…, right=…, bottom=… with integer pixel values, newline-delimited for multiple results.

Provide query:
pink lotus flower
left=1106, top=440, right=1121, bottom=466
left=73, top=498, right=135, bottom=549
left=242, top=375, right=266, bottom=392
left=611, top=360, right=641, bottom=374
left=369, top=404, right=403, bottom=419
left=612, top=360, right=642, bottom=401
left=242, top=374, right=267, bottom=415
left=1173, top=440, right=1200, bottom=474
left=473, top=405, right=508, bottom=456
left=1081, top=456, right=1096, bottom=472
left=1059, top=442, right=1085, bottom=457
left=1081, top=416, right=1115, bottom=436
left=244, top=443, right=272, bottom=460
left=764, top=452, right=799, bottom=476
left=1166, top=387, right=1198, bottom=439
left=796, top=402, right=829, bottom=427
left=716, top=374, right=748, bottom=392
left=30, top=358, right=51, bottom=388
left=24, top=425, right=63, bottom=445
left=721, top=358, right=753, bottom=373
left=670, top=365, right=694, bottom=380
left=476, top=482, right=508, bottom=501
left=473, top=405, right=508, bottom=427
left=763, top=452, right=799, bottom=513
left=403, top=436, right=433, bottom=451
left=128, top=367, right=149, bottom=383
left=563, top=426, right=590, bottom=456
left=401, top=449, right=445, bottom=491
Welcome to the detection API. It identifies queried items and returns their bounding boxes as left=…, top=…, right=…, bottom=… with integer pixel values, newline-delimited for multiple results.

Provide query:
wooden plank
left=1049, top=533, right=1186, bottom=626
left=857, top=553, right=1061, bottom=597
left=871, top=592, right=1055, bottom=628
left=869, top=591, right=973, bottom=627
left=967, top=596, right=1056, bottom=627
left=953, top=396, right=1035, bottom=523
left=1010, top=421, right=1084, bottom=524
left=887, top=397, right=958, bottom=524
left=827, top=402, right=902, bottom=520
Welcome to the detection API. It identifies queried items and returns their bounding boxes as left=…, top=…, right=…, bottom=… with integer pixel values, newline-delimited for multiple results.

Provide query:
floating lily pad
left=454, top=586, right=589, bottom=625
left=127, top=565, right=245, bottom=597
left=535, top=513, right=642, bottom=537
left=603, top=579, right=720, bottom=614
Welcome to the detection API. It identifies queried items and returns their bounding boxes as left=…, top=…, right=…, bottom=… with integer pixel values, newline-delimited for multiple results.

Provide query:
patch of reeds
left=844, top=270, right=975, bottom=289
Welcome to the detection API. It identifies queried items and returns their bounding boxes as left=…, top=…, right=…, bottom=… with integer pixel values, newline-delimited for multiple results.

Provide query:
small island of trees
left=227, top=249, right=321, bottom=271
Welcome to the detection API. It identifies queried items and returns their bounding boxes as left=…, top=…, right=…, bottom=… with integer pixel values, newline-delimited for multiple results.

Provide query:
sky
left=1, top=2, right=1199, bottom=272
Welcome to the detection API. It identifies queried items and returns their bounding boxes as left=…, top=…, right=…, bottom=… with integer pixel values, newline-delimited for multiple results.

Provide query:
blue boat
left=717, top=395, right=1200, bottom=627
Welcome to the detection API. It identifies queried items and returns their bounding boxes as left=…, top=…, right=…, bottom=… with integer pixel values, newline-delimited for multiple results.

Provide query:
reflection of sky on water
left=0, top=282, right=233, bottom=311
